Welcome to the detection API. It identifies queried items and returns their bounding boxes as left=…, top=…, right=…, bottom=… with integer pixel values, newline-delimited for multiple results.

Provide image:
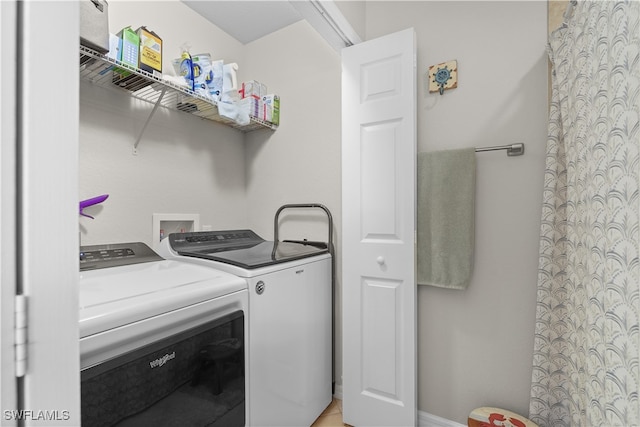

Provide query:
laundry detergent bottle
left=179, top=48, right=194, bottom=91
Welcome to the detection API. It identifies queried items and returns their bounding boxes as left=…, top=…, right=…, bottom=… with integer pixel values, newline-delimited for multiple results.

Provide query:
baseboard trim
left=334, top=385, right=464, bottom=427
left=418, top=410, right=466, bottom=427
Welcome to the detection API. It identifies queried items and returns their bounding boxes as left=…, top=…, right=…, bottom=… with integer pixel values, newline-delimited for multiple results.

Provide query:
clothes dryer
left=79, top=242, right=248, bottom=427
left=159, top=230, right=332, bottom=427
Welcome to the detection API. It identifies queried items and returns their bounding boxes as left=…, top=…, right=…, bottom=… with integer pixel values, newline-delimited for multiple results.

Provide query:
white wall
left=365, top=1, right=548, bottom=424
left=335, top=0, right=367, bottom=42
left=79, top=0, right=249, bottom=246
left=242, top=20, right=341, bottom=241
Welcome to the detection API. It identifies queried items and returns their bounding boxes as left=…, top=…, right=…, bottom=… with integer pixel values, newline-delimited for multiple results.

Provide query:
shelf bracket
left=133, top=87, right=167, bottom=155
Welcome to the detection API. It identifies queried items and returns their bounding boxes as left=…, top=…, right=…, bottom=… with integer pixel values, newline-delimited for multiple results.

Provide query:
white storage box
left=80, top=0, right=109, bottom=54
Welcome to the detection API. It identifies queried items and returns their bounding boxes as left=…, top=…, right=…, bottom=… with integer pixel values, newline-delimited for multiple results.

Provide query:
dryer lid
left=78, top=259, right=246, bottom=338
left=169, top=230, right=328, bottom=269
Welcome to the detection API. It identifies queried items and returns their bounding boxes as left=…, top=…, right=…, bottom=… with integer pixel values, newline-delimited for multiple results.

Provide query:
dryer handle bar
left=274, top=203, right=336, bottom=394
left=273, top=203, right=333, bottom=254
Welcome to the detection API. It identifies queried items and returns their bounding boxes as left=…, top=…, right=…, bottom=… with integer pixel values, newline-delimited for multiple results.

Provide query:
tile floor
left=311, top=398, right=351, bottom=427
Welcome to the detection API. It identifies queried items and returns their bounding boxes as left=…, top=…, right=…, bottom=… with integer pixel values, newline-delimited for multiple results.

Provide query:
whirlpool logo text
left=149, top=352, right=176, bottom=369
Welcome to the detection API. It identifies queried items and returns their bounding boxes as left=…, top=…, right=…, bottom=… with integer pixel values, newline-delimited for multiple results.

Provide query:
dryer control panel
left=169, top=229, right=263, bottom=253
left=80, top=242, right=163, bottom=271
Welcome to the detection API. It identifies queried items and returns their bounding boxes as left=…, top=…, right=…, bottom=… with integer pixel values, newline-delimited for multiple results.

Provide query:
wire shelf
left=79, top=45, right=277, bottom=133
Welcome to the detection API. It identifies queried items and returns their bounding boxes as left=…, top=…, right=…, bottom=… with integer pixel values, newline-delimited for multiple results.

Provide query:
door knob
left=376, top=256, right=385, bottom=265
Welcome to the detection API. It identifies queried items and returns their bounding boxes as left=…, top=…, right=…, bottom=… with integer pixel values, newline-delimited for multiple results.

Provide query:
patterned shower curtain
left=529, top=1, right=640, bottom=426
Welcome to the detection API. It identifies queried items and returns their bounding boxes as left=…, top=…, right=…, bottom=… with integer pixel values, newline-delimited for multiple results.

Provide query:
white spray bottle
left=222, top=63, right=238, bottom=98
left=218, top=63, right=241, bottom=121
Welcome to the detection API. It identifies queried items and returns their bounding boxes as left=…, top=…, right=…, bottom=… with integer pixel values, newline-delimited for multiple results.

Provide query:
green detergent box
left=262, top=94, right=280, bottom=126
left=116, top=26, right=139, bottom=69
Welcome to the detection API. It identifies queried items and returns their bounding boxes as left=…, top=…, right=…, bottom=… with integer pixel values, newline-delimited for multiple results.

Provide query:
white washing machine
left=79, top=242, right=248, bottom=427
left=158, top=230, right=332, bottom=427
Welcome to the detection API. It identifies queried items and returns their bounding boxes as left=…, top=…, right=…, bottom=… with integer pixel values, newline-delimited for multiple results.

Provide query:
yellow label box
left=137, top=26, right=162, bottom=77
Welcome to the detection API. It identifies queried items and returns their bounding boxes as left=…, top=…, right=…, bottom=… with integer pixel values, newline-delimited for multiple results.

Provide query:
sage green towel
left=417, top=148, right=476, bottom=289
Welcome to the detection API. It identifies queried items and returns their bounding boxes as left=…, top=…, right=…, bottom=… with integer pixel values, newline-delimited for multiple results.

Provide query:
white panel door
left=341, top=28, right=416, bottom=427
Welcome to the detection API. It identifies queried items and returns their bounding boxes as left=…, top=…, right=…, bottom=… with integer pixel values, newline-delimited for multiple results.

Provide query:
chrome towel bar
left=475, top=143, right=525, bottom=156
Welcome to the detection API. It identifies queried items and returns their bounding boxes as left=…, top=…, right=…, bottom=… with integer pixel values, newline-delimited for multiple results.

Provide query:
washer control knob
left=256, top=281, right=265, bottom=295
left=376, top=256, right=385, bottom=265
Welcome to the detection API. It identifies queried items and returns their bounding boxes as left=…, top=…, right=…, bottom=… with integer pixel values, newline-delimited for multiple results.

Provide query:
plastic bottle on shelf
left=178, top=44, right=194, bottom=92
